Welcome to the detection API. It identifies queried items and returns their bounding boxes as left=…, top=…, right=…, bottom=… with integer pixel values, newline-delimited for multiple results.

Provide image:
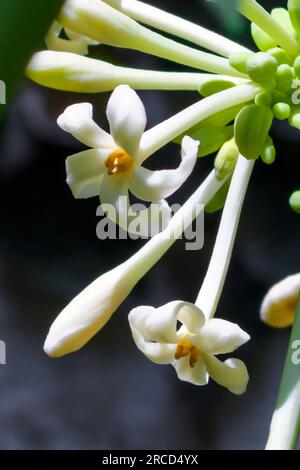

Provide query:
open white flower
left=46, top=21, right=99, bottom=55
left=57, top=84, right=198, bottom=231
left=129, top=301, right=250, bottom=394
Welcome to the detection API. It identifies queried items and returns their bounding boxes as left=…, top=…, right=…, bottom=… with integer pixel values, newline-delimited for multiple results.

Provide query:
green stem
left=237, top=0, right=300, bottom=59
left=265, top=296, right=300, bottom=450
left=105, top=0, right=250, bottom=57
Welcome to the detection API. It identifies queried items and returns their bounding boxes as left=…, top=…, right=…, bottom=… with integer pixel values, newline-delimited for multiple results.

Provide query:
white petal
left=129, top=307, right=177, bottom=364
left=106, top=85, right=147, bottom=156
left=57, top=103, right=114, bottom=148
left=128, top=136, right=198, bottom=202
left=204, top=354, right=249, bottom=395
left=99, top=174, right=130, bottom=224
left=66, top=148, right=109, bottom=198
left=145, top=301, right=205, bottom=343
left=44, top=260, right=139, bottom=357
left=173, top=356, right=208, bottom=386
left=194, top=318, right=250, bottom=355
left=99, top=175, right=171, bottom=236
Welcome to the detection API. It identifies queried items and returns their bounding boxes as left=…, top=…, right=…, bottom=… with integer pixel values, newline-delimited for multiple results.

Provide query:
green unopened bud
left=251, top=23, right=277, bottom=52
left=289, top=107, right=300, bottom=129
left=255, top=91, right=272, bottom=106
left=247, top=52, right=278, bottom=85
left=199, top=79, right=235, bottom=97
left=268, top=48, right=292, bottom=66
left=289, top=189, right=300, bottom=213
left=261, top=136, right=276, bottom=164
left=214, top=138, right=239, bottom=181
left=276, top=64, right=294, bottom=92
left=174, top=126, right=233, bottom=158
left=288, top=0, right=300, bottom=37
left=273, top=102, right=291, bottom=120
left=205, top=178, right=231, bottom=214
left=234, top=104, right=273, bottom=160
left=229, top=52, right=253, bottom=74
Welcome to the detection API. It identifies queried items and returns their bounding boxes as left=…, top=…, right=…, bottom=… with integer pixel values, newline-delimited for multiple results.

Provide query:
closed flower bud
left=260, top=274, right=300, bottom=328
left=214, top=138, right=239, bottom=180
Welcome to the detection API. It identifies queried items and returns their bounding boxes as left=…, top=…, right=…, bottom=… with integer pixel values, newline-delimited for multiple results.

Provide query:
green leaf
left=234, top=104, right=273, bottom=159
left=0, top=0, right=64, bottom=118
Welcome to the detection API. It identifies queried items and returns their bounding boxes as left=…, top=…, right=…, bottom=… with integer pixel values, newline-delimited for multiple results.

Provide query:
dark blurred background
left=0, top=0, right=299, bottom=450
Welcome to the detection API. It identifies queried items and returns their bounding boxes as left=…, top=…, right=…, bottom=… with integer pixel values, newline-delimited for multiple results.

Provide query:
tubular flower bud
left=260, top=274, right=300, bottom=328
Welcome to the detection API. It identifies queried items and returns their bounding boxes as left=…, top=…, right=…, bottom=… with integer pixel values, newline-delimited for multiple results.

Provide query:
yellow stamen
left=175, top=340, right=200, bottom=368
left=105, top=148, right=134, bottom=176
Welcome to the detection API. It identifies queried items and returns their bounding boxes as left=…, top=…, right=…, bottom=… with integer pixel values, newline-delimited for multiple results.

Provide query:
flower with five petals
left=129, top=301, right=250, bottom=394
left=57, top=85, right=198, bottom=231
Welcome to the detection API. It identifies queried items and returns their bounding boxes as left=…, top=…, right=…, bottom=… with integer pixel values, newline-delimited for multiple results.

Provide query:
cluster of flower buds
left=24, top=0, right=300, bottom=393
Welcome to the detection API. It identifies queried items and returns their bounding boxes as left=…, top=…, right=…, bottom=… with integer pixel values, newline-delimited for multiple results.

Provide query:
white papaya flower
left=260, top=273, right=300, bottom=328
left=57, top=85, right=198, bottom=232
left=45, top=21, right=99, bottom=55
left=129, top=301, right=250, bottom=394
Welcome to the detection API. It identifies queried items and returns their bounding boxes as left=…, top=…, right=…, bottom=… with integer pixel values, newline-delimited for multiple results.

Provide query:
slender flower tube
left=102, top=0, right=250, bottom=57
left=45, top=21, right=99, bottom=55
left=26, top=51, right=247, bottom=93
left=44, top=170, right=224, bottom=357
left=260, top=274, right=300, bottom=328
left=140, top=84, right=260, bottom=159
left=128, top=301, right=250, bottom=393
left=237, top=0, right=300, bottom=59
left=196, top=155, right=255, bottom=319
left=58, top=0, right=244, bottom=76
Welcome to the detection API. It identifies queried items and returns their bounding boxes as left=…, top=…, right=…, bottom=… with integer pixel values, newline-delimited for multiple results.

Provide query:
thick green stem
left=237, top=0, right=300, bottom=59
left=265, top=297, right=300, bottom=450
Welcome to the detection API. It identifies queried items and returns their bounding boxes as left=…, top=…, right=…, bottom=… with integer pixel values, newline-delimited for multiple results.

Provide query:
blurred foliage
left=0, top=0, right=64, bottom=119
left=205, top=0, right=246, bottom=39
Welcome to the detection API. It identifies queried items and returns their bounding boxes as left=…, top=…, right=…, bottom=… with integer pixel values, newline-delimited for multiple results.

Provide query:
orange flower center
left=105, top=148, right=134, bottom=176
left=175, top=340, right=200, bottom=368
